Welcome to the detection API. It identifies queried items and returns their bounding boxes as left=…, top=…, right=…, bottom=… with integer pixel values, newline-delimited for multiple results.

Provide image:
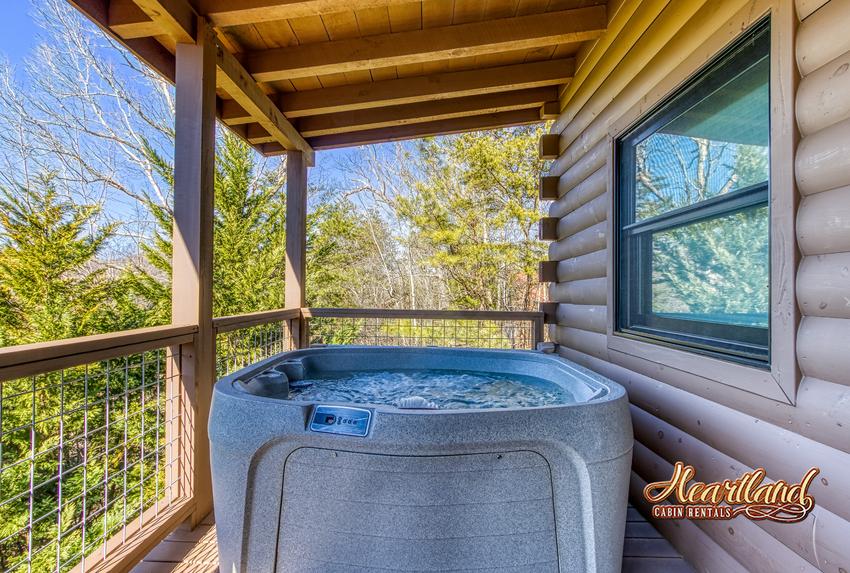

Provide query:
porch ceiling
left=67, top=0, right=608, bottom=156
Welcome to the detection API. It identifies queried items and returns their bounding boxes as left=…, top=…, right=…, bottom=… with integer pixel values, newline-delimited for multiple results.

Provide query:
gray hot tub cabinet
left=209, top=347, right=633, bottom=573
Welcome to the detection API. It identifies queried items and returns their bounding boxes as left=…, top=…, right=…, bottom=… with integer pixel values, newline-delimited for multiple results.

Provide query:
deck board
left=132, top=505, right=693, bottom=572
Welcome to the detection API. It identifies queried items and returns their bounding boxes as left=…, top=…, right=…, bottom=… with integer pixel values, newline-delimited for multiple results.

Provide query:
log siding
left=545, top=0, right=850, bottom=571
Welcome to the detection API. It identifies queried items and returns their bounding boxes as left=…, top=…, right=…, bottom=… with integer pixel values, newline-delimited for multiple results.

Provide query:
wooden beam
left=539, top=302, right=559, bottom=324
left=130, top=0, right=196, bottom=45
left=172, top=20, right=216, bottom=526
left=280, top=58, right=575, bottom=118
left=539, top=217, right=559, bottom=241
left=245, top=7, right=606, bottom=82
left=540, top=101, right=561, bottom=120
left=302, top=108, right=542, bottom=150
left=220, top=99, right=253, bottom=125
left=297, top=87, right=557, bottom=137
left=230, top=122, right=276, bottom=144
left=285, top=151, right=308, bottom=309
left=245, top=123, right=275, bottom=144
left=539, top=133, right=560, bottom=159
left=539, top=175, right=560, bottom=200
left=109, top=0, right=161, bottom=39
left=539, top=260, right=558, bottom=282
left=68, top=0, right=176, bottom=81
left=198, top=0, right=422, bottom=27
left=213, top=36, right=314, bottom=165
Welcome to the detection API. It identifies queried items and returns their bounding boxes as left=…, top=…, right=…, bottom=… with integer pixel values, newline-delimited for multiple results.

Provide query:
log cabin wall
left=543, top=0, right=850, bottom=571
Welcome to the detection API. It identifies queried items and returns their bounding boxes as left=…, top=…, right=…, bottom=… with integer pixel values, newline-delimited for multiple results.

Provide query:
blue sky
left=0, top=2, right=38, bottom=64
left=0, top=0, right=361, bottom=187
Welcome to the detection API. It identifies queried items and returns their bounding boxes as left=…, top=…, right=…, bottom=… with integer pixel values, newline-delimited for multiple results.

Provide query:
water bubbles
left=285, top=369, right=575, bottom=409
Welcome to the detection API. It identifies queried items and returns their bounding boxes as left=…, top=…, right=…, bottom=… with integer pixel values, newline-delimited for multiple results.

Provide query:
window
left=615, top=18, right=770, bottom=367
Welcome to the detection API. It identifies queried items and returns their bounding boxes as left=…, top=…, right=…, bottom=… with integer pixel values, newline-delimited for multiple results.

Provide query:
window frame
left=614, top=18, right=772, bottom=367
left=603, top=1, right=799, bottom=405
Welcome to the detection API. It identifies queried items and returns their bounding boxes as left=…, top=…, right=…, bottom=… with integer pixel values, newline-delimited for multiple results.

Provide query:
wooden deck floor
left=131, top=506, right=693, bottom=572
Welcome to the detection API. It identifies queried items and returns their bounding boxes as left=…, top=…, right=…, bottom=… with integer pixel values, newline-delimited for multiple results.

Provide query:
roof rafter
left=244, top=7, right=606, bottom=82
left=295, top=87, right=557, bottom=137
left=198, top=0, right=423, bottom=27
left=111, top=0, right=427, bottom=31
left=276, top=58, right=575, bottom=118
left=297, top=108, right=544, bottom=150
left=214, top=36, right=314, bottom=164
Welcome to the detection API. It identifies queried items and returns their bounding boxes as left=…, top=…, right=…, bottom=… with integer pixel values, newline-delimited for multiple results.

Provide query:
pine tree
left=128, top=133, right=288, bottom=322
left=0, top=174, right=118, bottom=345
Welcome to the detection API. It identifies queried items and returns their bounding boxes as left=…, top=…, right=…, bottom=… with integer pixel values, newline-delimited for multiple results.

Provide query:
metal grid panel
left=307, top=317, right=537, bottom=350
left=215, top=321, right=294, bottom=378
left=0, top=348, right=182, bottom=573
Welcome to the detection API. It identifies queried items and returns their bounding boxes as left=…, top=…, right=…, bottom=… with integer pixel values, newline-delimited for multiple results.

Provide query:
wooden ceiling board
left=223, top=22, right=281, bottom=51
left=515, top=0, right=551, bottom=16
left=387, top=2, right=422, bottom=32
left=268, top=79, right=297, bottom=92
left=244, top=6, right=605, bottom=82
left=482, top=0, right=521, bottom=19
left=285, top=15, right=330, bottom=44
left=289, top=76, right=324, bottom=90
left=523, top=45, right=558, bottom=62
left=548, top=0, right=608, bottom=10
left=551, top=41, right=584, bottom=59
left=354, top=5, right=392, bottom=36
left=321, top=10, right=360, bottom=40
left=451, top=0, right=486, bottom=24
left=422, top=0, right=454, bottom=27
left=77, top=0, right=608, bottom=153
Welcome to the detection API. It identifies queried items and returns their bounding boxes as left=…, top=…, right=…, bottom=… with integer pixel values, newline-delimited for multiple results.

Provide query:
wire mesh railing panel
left=215, top=321, right=294, bottom=378
left=0, top=347, right=183, bottom=573
left=307, top=316, right=537, bottom=350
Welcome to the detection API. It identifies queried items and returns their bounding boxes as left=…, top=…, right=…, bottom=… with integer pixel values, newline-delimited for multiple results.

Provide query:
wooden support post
left=539, top=217, right=559, bottom=240
left=539, top=175, right=560, bottom=200
left=539, top=260, right=559, bottom=283
left=285, top=150, right=308, bottom=346
left=539, top=133, right=560, bottom=159
left=171, top=18, right=216, bottom=526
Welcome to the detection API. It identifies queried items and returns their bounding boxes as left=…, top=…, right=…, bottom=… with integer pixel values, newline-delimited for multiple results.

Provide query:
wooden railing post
left=285, top=150, right=308, bottom=348
left=171, top=17, right=216, bottom=526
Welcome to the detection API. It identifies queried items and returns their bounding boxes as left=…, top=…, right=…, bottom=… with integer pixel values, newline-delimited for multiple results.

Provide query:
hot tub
left=209, top=346, right=632, bottom=573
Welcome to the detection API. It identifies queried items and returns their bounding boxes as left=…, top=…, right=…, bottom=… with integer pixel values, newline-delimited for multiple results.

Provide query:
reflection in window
left=616, top=18, right=771, bottom=366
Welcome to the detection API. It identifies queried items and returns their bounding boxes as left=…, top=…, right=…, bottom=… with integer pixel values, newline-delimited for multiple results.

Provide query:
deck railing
left=302, top=308, right=545, bottom=350
left=0, top=307, right=544, bottom=572
left=0, top=326, right=196, bottom=573
left=213, top=308, right=302, bottom=378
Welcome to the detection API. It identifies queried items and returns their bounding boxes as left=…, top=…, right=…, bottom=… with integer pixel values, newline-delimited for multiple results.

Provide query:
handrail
left=213, top=307, right=302, bottom=333
left=0, top=323, right=198, bottom=382
left=304, top=307, right=545, bottom=348
left=303, top=307, right=545, bottom=321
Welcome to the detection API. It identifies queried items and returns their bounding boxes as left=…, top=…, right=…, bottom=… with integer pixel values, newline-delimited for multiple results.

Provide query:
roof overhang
left=67, top=0, right=608, bottom=157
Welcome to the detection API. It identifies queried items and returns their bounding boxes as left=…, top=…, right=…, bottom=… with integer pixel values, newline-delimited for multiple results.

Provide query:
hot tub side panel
left=276, top=449, right=559, bottom=572
left=210, top=399, right=631, bottom=572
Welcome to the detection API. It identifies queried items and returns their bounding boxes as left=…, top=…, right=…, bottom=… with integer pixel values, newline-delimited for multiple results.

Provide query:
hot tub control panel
left=309, top=405, right=371, bottom=437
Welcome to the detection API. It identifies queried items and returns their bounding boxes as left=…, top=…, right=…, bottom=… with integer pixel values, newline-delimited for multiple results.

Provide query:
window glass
left=651, top=203, right=769, bottom=327
left=616, top=18, right=771, bottom=366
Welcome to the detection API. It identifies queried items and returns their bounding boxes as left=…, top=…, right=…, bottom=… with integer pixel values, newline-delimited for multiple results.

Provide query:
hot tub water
left=282, top=368, right=577, bottom=409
